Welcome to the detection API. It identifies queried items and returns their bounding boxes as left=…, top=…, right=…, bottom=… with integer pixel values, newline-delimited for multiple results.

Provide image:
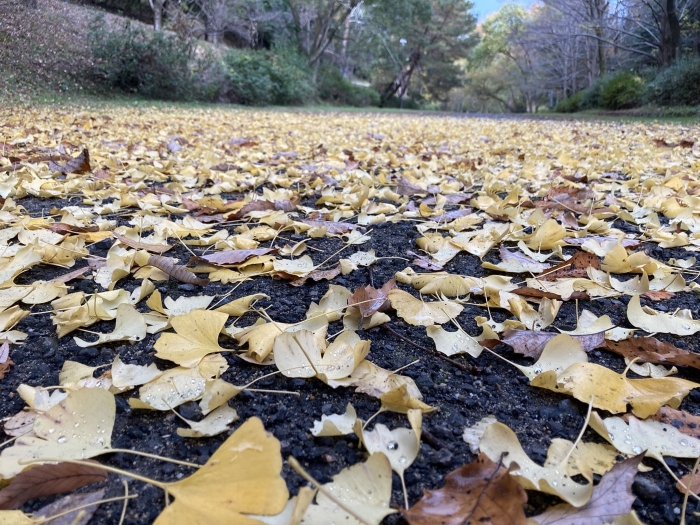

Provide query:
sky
left=471, top=0, right=532, bottom=21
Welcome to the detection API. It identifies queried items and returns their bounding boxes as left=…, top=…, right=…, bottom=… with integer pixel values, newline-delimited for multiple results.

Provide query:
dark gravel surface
left=2, top=194, right=700, bottom=525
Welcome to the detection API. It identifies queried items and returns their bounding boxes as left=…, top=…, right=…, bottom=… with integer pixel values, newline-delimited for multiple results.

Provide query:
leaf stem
left=287, top=456, right=372, bottom=525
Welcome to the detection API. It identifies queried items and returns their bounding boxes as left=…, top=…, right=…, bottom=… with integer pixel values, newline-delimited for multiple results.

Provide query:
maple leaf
left=402, top=453, right=527, bottom=525
left=48, top=148, right=91, bottom=174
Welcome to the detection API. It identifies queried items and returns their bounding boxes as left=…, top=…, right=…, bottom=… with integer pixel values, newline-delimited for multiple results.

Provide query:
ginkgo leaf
left=33, top=489, right=105, bottom=525
left=589, top=412, right=700, bottom=461
left=360, top=409, right=422, bottom=484
left=328, top=360, right=424, bottom=400
left=111, top=355, right=163, bottom=390
left=306, top=284, right=351, bottom=322
left=544, top=439, right=631, bottom=483
left=627, top=294, right=700, bottom=335
left=162, top=295, right=214, bottom=317
left=176, top=404, right=239, bottom=438
left=0, top=388, right=115, bottom=479
left=129, top=365, right=206, bottom=411
left=480, top=422, right=593, bottom=507
left=234, top=319, right=292, bottom=362
left=215, top=293, right=269, bottom=316
left=462, top=415, right=498, bottom=453
left=74, top=303, right=147, bottom=347
left=155, top=417, right=288, bottom=524
left=301, top=453, right=396, bottom=525
left=531, top=361, right=699, bottom=418
left=530, top=454, right=642, bottom=525
left=401, top=453, right=527, bottom=525
left=311, top=403, right=357, bottom=437
left=426, top=326, right=484, bottom=358
left=154, top=310, right=229, bottom=367
left=273, top=255, right=315, bottom=277
left=387, top=289, right=463, bottom=326
left=379, top=384, right=437, bottom=414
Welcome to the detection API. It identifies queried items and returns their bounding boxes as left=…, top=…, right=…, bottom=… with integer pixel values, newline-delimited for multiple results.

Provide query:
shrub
left=222, top=48, right=314, bottom=106
left=89, top=16, right=197, bottom=100
left=646, top=58, right=700, bottom=107
left=317, top=67, right=380, bottom=107
left=554, top=91, right=582, bottom=113
left=599, top=71, right=644, bottom=110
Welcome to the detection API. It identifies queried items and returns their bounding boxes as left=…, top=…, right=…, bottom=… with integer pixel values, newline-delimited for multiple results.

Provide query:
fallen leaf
left=401, top=453, right=527, bottom=525
left=647, top=406, right=700, bottom=438
left=480, top=422, right=593, bottom=506
left=348, top=279, right=395, bottom=318
left=532, top=454, right=643, bottom=525
left=532, top=361, right=699, bottom=418
left=0, top=388, right=115, bottom=479
left=301, top=453, right=396, bottom=525
left=627, top=294, right=700, bottom=336
left=501, top=329, right=605, bottom=359
left=0, top=461, right=107, bottom=510
left=200, top=248, right=277, bottom=266
left=604, top=337, right=700, bottom=370
left=311, top=403, right=358, bottom=437
left=147, top=255, right=209, bottom=286
left=154, top=310, right=229, bottom=367
left=155, top=417, right=288, bottom=524
left=48, top=148, right=91, bottom=174
left=388, top=289, right=463, bottom=326
left=537, top=251, right=600, bottom=281
left=33, top=489, right=105, bottom=525
left=73, top=303, right=147, bottom=347
left=176, top=404, right=239, bottom=438
left=113, top=232, right=172, bottom=253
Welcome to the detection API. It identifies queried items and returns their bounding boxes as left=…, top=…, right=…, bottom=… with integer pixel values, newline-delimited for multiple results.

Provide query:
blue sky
left=471, top=0, right=530, bottom=21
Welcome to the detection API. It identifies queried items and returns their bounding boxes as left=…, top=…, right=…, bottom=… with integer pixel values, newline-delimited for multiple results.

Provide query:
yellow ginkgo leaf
left=387, top=289, right=463, bottom=326
left=0, top=388, right=115, bottom=479
left=155, top=417, right=288, bottom=525
left=480, top=421, right=593, bottom=507
left=215, top=293, right=269, bottom=316
left=301, top=453, right=396, bottom=525
left=234, top=319, right=292, bottom=363
left=176, top=405, right=239, bottom=438
left=531, top=361, right=699, bottom=418
left=154, top=310, right=229, bottom=367
left=627, top=294, right=700, bottom=336
left=74, top=303, right=147, bottom=348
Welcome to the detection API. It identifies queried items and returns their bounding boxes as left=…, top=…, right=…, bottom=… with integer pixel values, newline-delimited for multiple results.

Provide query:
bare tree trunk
left=149, top=0, right=165, bottom=32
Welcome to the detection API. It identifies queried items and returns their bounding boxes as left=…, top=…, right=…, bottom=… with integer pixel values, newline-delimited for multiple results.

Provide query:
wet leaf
left=402, top=453, right=527, bottom=525
left=530, top=454, right=642, bottom=525
left=154, top=310, right=229, bottom=367
left=604, top=337, right=700, bottom=370
left=501, top=329, right=605, bottom=359
left=388, top=289, right=463, bottom=326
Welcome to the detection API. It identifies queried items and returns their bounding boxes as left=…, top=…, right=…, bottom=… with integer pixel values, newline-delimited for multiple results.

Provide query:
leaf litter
left=0, top=104, right=699, bottom=523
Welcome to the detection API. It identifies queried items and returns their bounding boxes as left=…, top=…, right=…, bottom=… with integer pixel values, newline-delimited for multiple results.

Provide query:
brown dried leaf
left=537, top=251, right=600, bottom=281
left=0, top=461, right=107, bottom=510
left=407, top=250, right=444, bottom=271
left=51, top=265, right=92, bottom=283
left=512, top=287, right=565, bottom=300
left=298, top=219, right=363, bottom=234
left=348, top=279, right=397, bottom=318
left=531, top=454, right=642, bottom=525
left=48, top=148, right=92, bottom=174
left=501, top=329, right=605, bottom=358
left=113, top=232, right=172, bottom=254
left=48, top=223, right=99, bottom=235
left=648, top=406, right=700, bottom=438
left=147, top=255, right=209, bottom=286
left=200, top=248, right=277, bottom=266
left=288, top=264, right=342, bottom=287
left=641, top=290, right=675, bottom=300
left=401, top=453, right=527, bottom=525
left=604, top=337, right=700, bottom=370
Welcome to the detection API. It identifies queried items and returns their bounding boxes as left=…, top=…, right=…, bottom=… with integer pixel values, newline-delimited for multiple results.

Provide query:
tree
left=366, top=0, right=477, bottom=105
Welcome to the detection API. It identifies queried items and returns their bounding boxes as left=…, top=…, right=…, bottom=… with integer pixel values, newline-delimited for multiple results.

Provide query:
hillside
left=0, top=0, right=153, bottom=101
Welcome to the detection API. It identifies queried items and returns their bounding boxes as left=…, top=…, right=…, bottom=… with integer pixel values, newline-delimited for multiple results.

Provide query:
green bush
left=599, top=71, right=644, bottom=109
left=317, top=67, right=380, bottom=107
left=222, top=48, right=314, bottom=106
left=89, top=16, right=197, bottom=100
left=554, top=91, right=582, bottom=113
left=578, top=78, right=605, bottom=110
left=646, top=58, right=700, bottom=107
